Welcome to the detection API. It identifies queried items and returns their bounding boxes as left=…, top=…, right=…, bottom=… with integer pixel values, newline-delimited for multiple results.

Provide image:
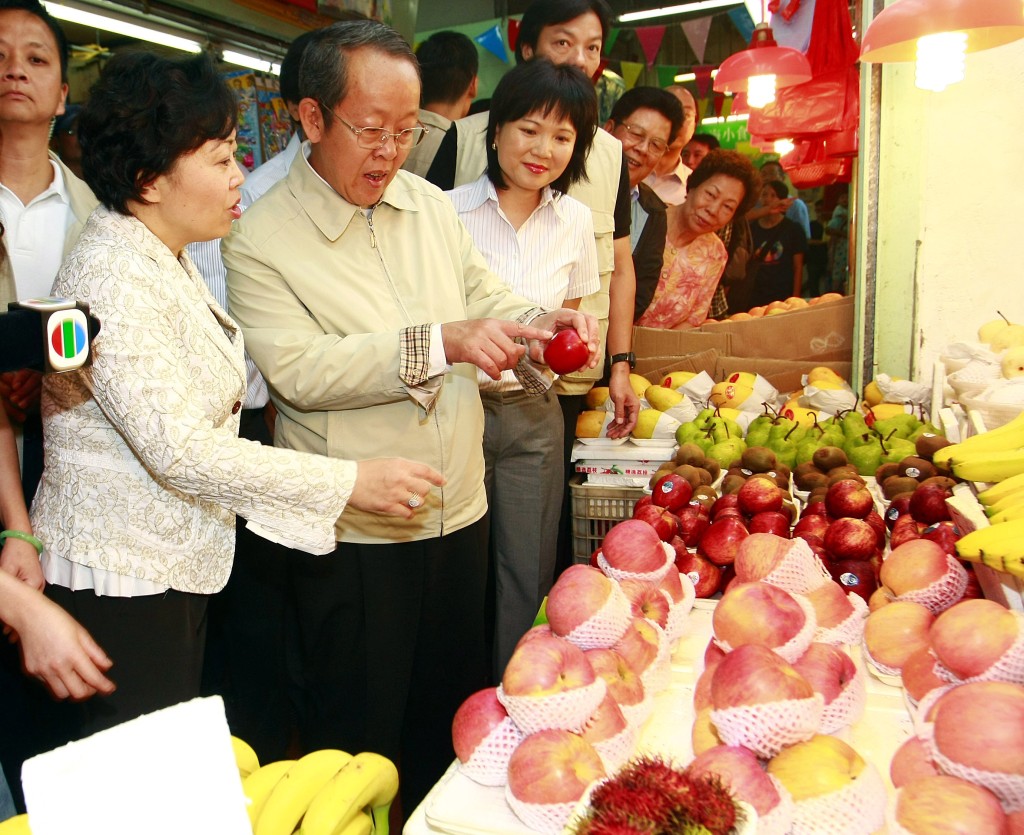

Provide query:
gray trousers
left=481, top=388, right=565, bottom=678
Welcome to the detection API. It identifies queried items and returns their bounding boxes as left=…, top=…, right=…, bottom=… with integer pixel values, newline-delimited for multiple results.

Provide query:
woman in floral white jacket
left=30, top=50, right=443, bottom=738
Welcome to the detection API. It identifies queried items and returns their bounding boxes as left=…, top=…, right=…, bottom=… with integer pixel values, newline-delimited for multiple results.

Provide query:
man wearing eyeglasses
left=222, top=20, right=599, bottom=819
left=644, top=85, right=698, bottom=206
left=603, top=86, right=683, bottom=321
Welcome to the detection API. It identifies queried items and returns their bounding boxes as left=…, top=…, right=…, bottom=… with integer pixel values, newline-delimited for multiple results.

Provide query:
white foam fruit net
left=710, top=693, right=824, bottom=758
left=620, top=693, right=654, bottom=731
left=814, top=591, right=869, bottom=647
left=636, top=622, right=672, bottom=696
left=560, top=580, right=633, bottom=651
left=597, top=541, right=674, bottom=585
left=786, top=761, right=887, bottom=835
left=591, top=722, right=638, bottom=774
left=819, top=663, right=867, bottom=734
left=860, top=639, right=903, bottom=679
left=459, top=715, right=525, bottom=786
left=922, top=725, right=1024, bottom=813
left=664, top=572, right=696, bottom=644
left=893, top=555, right=969, bottom=615
left=496, top=677, right=607, bottom=736
left=763, top=538, right=833, bottom=594
left=714, top=593, right=818, bottom=664
left=756, top=775, right=796, bottom=835
left=932, top=610, right=1024, bottom=686
left=506, top=786, right=580, bottom=835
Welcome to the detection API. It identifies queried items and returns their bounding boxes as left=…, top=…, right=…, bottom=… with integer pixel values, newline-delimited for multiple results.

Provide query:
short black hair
left=279, top=29, right=319, bottom=106
left=486, top=58, right=596, bottom=194
left=516, top=0, right=612, bottom=65
left=607, top=86, right=683, bottom=143
left=416, top=30, right=478, bottom=107
left=78, top=51, right=237, bottom=214
left=690, top=132, right=720, bottom=150
left=0, top=0, right=69, bottom=81
left=299, top=19, right=417, bottom=129
left=687, top=149, right=762, bottom=218
left=763, top=178, right=789, bottom=199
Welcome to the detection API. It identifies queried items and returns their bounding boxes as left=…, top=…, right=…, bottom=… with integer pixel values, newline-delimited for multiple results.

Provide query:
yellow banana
left=231, top=734, right=260, bottom=779
left=0, top=815, right=31, bottom=834
left=978, top=471, right=1024, bottom=505
left=243, top=759, right=296, bottom=829
left=300, top=751, right=399, bottom=835
left=933, top=410, right=1024, bottom=467
left=332, top=809, right=373, bottom=835
left=984, top=488, right=1024, bottom=516
left=955, top=519, right=1024, bottom=578
left=949, top=448, right=1024, bottom=483
left=988, top=497, right=1024, bottom=524
left=255, top=749, right=353, bottom=835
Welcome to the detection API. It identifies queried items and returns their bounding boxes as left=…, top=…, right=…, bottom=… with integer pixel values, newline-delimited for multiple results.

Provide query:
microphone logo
left=47, top=308, right=90, bottom=371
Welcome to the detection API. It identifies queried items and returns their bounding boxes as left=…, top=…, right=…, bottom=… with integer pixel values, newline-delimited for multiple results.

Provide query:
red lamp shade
left=713, top=23, right=813, bottom=96
left=860, top=0, right=1024, bottom=63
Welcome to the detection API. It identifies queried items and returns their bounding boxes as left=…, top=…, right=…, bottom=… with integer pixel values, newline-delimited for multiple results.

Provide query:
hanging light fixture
left=860, top=0, right=1024, bottom=92
left=713, top=22, right=812, bottom=108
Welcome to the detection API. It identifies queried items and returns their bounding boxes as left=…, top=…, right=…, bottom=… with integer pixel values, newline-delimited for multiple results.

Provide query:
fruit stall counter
left=403, top=600, right=913, bottom=835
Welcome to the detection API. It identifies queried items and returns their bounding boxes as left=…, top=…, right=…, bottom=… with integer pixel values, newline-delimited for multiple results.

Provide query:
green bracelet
left=0, top=530, right=44, bottom=554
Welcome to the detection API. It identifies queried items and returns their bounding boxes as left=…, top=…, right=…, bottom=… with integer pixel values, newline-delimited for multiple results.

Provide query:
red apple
left=709, top=493, right=741, bottom=520
left=612, top=617, right=662, bottom=678
left=748, top=510, right=791, bottom=538
left=712, top=581, right=809, bottom=652
left=803, top=580, right=857, bottom=629
left=801, top=499, right=830, bottom=518
left=792, top=642, right=858, bottom=705
left=618, top=578, right=671, bottom=629
left=900, top=646, right=947, bottom=703
left=630, top=503, right=679, bottom=543
left=890, top=514, right=924, bottom=549
left=543, top=328, right=589, bottom=375
left=931, top=680, right=1024, bottom=776
left=452, top=687, right=512, bottom=764
left=546, top=564, right=618, bottom=638
left=651, top=472, right=693, bottom=512
left=863, top=600, right=934, bottom=671
left=698, top=516, right=750, bottom=566
left=792, top=514, right=830, bottom=542
left=880, top=539, right=952, bottom=597
left=658, top=565, right=687, bottom=604
left=921, top=520, right=962, bottom=556
left=633, top=494, right=653, bottom=513
left=894, top=775, right=1008, bottom=834
left=929, top=598, right=1020, bottom=680
left=579, top=691, right=628, bottom=747
left=710, top=643, right=814, bottom=709
left=603, top=518, right=669, bottom=570
left=737, top=476, right=784, bottom=516
left=733, top=532, right=793, bottom=582
left=828, top=558, right=880, bottom=604
left=889, top=736, right=939, bottom=788
left=686, top=745, right=787, bottom=818
left=674, top=550, right=722, bottom=598
left=501, top=633, right=596, bottom=697
left=514, top=623, right=553, bottom=649
left=863, top=510, right=886, bottom=549
left=823, top=516, right=877, bottom=561
left=884, top=494, right=913, bottom=530
left=825, top=478, right=874, bottom=519
left=506, top=728, right=606, bottom=805
left=909, top=482, right=953, bottom=525
left=676, top=506, right=711, bottom=548
left=584, top=648, right=645, bottom=709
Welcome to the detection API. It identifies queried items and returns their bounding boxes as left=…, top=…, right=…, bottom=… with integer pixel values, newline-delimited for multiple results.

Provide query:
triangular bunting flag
left=507, top=18, right=520, bottom=53
left=620, top=60, right=644, bottom=90
left=474, top=24, right=508, bottom=63
left=594, top=57, right=610, bottom=82
left=713, top=92, right=725, bottom=118
left=656, top=65, right=679, bottom=88
left=604, top=27, right=621, bottom=54
left=728, top=6, right=756, bottom=42
left=680, top=15, right=713, bottom=64
left=693, top=65, right=714, bottom=100
left=721, top=96, right=733, bottom=120
left=635, top=26, right=666, bottom=68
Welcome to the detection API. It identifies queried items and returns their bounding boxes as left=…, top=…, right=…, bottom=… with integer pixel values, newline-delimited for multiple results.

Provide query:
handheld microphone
left=2, top=298, right=100, bottom=373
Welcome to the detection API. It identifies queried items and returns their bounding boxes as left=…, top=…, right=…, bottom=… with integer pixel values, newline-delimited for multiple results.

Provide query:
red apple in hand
left=651, top=472, right=693, bottom=512
left=543, top=329, right=589, bottom=375
left=507, top=728, right=606, bottom=805
left=501, top=633, right=596, bottom=697
left=698, top=516, right=749, bottom=566
left=674, top=550, right=722, bottom=598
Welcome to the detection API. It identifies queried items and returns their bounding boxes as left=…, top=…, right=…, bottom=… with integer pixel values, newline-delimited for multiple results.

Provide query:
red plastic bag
left=778, top=139, right=853, bottom=189
left=746, top=65, right=858, bottom=141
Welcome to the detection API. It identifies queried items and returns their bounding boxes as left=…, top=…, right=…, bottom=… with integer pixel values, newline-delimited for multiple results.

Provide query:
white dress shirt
left=644, top=159, right=693, bottom=207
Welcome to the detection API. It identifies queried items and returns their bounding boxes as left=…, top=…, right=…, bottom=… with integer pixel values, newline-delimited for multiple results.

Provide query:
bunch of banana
left=934, top=410, right=1024, bottom=482
left=242, top=748, right=399, bottom=835
left=954, top=519, right=1024, bottom=578
left=232, top=735, right=261, bottom=779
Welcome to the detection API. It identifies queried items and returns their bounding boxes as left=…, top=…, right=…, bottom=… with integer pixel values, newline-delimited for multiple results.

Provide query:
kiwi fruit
left=649, top=466, right=674, bottom=489
left=827, top=466, right=865, bottom=485
left=796, top=469, right=830, bottom=492
left=898, top=456, right=937, bottom=481
left=673, top=464, right=704, bottom=491
left=721, top=474, right=746, bottom=494
left=920, top=475, right=958, bottom=491
left=915, top=433, right=952, bottom=461
left=874, top=462, right=900, bottom=484
left=812, top=446, right=848, bottom=472
left=703, top=458, right=722, bottom=482
left=674, top=442, right=707, bottom=467
left=694, top=467, right=714, bottom=487
left=740, top=446, right=778, bottom=473
left=882, top=475, right=921, bottom=500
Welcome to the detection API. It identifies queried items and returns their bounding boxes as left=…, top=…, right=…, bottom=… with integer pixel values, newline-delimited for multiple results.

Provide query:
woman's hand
left=526, top=309, right=601, bottom=369
left=1, top=539, right=45, bottom=591
left=348, top=458, right=446, bottom=520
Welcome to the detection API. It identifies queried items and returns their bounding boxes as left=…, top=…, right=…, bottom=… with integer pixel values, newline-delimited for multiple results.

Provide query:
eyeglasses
left=327, top=108, right=427, bottom=150
left=617, top=122, right=668, bottom=155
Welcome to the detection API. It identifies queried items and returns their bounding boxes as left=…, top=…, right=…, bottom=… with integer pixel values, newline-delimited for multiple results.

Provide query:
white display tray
left=404, top=600, right=912, bottom=835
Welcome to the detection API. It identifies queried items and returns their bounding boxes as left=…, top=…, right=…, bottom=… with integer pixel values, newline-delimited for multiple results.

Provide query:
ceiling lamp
left=713, top=22, right=812, bottom=108
left=860, top=0, right=1024, bottom=92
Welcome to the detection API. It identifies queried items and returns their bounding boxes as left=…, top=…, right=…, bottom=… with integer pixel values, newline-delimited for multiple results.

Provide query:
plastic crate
left=569, top=476, right=645, bottom=564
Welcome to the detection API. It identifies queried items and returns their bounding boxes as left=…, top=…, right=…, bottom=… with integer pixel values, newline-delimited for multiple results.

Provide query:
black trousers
left=554, top=394, right=586, bottom=577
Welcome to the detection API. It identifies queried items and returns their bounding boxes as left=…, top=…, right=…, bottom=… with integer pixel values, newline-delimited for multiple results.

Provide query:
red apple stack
left=892, top=775, right=1008, bottom=834
left=792, top=642, right=865, bottom=732
left=928, top=598, right=1023, bottom=683
left=712, top=581, right=816, bottom=662
left=545, top=563, right=631, bottom=650
left=584, top=647, right=649, bottom=729
left=613, top=616, right=669, bottom=697
left=600, top=518, right=673, bottom=581
left=862, top=600, right=935, bottom=676
left=880, top=538, right=968, bottom=614
left=451, top=686, right=525, bottom=786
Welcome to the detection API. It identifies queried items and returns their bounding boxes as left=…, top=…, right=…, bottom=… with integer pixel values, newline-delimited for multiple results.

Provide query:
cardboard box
left=632, top=326, right=731, bottom=359
left=633, top=349, right=720, bottom=386
left=715, top=356, right=854, bottom=395
left=698, top=296, right=855, bottom=361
